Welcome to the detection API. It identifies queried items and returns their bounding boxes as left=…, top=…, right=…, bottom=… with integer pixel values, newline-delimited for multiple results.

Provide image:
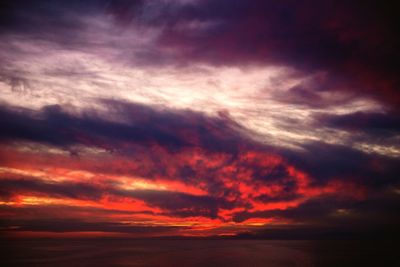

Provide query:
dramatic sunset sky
left=0, top=0, right=399, bottom=238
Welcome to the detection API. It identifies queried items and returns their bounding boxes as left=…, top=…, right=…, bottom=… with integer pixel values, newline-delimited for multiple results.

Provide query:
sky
left=0, top=0, right=399, bottom=238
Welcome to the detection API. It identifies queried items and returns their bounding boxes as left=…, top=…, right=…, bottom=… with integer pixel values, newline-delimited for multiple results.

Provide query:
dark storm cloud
left=233, top=190, right=400, bottom=228
left=1, top=99, right=399, bottom=195
left=233, top=196, right=342, bottom=223
left=317, top=111, right=400, bottom=134
left=117, top=189, right=227, bottom=219
left=271, top=74, right=359, bottom=109
left=0, top=0, right=104, bottom=32
left=280, top=142, right=400, bottom=187
left=0, top=178, right=104, bottom=201
left=234, top=191, right=400, bottom=239
left=0, top=101, right=247, bottom=153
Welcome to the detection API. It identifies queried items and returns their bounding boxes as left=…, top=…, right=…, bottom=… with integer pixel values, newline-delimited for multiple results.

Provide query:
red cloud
left=0, top=141, right=367, bottom=236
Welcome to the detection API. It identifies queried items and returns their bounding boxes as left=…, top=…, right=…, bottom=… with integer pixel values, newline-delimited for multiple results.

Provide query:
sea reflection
left=2, top=239, right=397, bottom=267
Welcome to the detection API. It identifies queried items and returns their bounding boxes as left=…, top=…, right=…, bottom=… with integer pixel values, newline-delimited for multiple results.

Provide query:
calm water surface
left=1, top=239, right=397, bottom=267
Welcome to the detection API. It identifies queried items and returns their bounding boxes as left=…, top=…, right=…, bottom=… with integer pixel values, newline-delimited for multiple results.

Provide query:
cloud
left=0, top=98, right=397, bottom=233
left=234, top=190, right=400, bottom=239
left=317, top=111, right=400, bottom=134
left=0, top=178, right=103, bottom=201
left=1, top=218, right=182, bottom=234
left=0, top=0, right=399, bottom=237
left=0, top=174, right=225, bottom=219
left=0, top=101, right=248, bottom=154
left=280, top=141, right=400, bottom=187
left=2, top=0, right=399, bottom=106
left=150, top=0, right=400, bottom=105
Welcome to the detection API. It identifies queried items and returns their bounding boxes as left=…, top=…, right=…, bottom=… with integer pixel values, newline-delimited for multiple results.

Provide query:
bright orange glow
left=0, top=143, right=367, bottom=237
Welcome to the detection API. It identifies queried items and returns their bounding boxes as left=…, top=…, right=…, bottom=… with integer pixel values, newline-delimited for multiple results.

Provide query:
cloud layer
left=0, top=0, right=399, bottom=238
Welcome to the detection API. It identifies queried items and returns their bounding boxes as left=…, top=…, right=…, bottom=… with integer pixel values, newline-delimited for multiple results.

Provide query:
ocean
left=1, top=239, right=397, bottom=267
